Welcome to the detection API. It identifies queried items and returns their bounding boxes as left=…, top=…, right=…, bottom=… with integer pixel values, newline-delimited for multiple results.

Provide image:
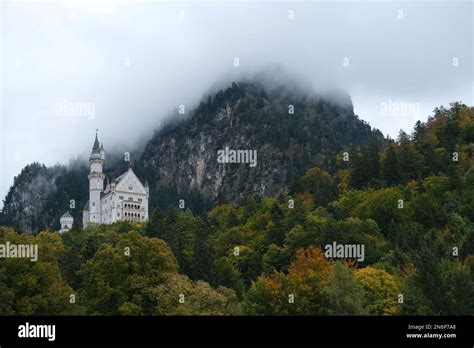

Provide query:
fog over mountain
left=1, top=0, right=472, bottom=206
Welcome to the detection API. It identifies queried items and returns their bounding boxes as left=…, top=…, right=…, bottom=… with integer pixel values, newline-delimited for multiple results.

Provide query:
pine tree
left=267, top=203, right=285, bottom=245
left=365, top=137, right=381, bottom=182
left=349, top=151, right=365, bottom=189
left=381, top=145, right=401, bottom=186
left=190, top=217, right=213, bottom=281
left=323, top=261, right=365, bottom=315
left=398, top=130, right=424, bottom=182
left=145, top=207, right=164, bottom=238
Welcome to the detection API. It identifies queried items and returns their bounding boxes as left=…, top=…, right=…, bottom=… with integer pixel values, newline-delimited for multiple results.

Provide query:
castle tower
left=100, top=142, right=105, bottom=160
left=59, top=211, right=73, bottom=233
left=87, top=132, right=105, bottom=225
left=144, top=179, right=150, bottom=195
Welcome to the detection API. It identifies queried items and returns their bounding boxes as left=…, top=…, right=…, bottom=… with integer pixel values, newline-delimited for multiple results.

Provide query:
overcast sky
left=1, top=0, right=473, bottom=206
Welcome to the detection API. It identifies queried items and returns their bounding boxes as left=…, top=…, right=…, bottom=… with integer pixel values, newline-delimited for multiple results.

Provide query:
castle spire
left=91, top=130, right=101, bottom=155
left=100, top=142, right=105, bottom=160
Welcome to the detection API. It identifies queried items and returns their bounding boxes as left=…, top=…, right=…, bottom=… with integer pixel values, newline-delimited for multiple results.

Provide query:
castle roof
left=109, top=167, right=147, bottom=195
left=113, top=171, right=128, bottom=184
left=91, top=132, right=101, bottom=155
left=61, top=211, right=73, bottom=218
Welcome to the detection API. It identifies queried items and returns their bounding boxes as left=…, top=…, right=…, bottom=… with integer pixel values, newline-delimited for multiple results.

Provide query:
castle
left=58, top=133, right=150, bottom=232
left=80, top=132, right=149, bottom=228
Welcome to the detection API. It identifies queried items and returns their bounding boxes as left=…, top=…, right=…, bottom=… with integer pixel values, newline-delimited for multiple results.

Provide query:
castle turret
left=100, top=142, right=105, bottom=160
left=144, top=179, right=150, bottom=195
left=82, top=200, right=90, bottom=227
left=87, top=132, right=105, bottom=226
left=59, top=211, right=73, bottom=233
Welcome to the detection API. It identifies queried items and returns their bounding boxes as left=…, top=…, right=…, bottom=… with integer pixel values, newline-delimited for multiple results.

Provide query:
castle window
left=128, top=197, right=133, bottom=201
left=119, top=196, right=124, bottom=199
left=117, top=213, right=120, bottom=217
left=129, top=185, right=133, bottom=190
left=138, top=198, right=142, bottom=202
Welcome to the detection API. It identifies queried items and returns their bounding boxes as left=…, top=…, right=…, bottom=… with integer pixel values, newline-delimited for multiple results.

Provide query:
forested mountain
left=135, top=81, right=383, bottom=213
left=0, top=102, right=472, bottom=315
left=0, top=162, right=88, bottom=232
left=0, top=153, right=132, bottom=232
left=0, top=80, right=383, bottom=231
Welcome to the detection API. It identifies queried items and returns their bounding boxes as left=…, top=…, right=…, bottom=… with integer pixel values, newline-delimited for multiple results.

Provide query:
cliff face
left=0, top=163, right=61, bottom=231
left=136, top=81, right=383, bottom=210
left=1, top=80, right=384, bottom=231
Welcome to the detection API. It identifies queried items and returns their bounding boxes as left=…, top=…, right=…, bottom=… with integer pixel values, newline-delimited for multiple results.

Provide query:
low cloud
left=1, top=0, right=472, bottom=204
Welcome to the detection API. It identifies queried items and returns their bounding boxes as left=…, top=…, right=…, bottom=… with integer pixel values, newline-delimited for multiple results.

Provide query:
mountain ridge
left=1, top=79, right=384, bottom=231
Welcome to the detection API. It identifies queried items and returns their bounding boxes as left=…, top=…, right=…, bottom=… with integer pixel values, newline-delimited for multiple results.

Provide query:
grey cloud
left=1, top=0, right=472, bottom=205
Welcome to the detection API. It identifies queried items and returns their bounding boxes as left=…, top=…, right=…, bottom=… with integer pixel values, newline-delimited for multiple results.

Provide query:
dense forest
left=0, top=102, right=472, bottom=315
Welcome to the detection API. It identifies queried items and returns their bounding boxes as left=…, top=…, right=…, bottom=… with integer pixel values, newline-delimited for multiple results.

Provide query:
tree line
left=0, top=102, right=472, bottom=315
